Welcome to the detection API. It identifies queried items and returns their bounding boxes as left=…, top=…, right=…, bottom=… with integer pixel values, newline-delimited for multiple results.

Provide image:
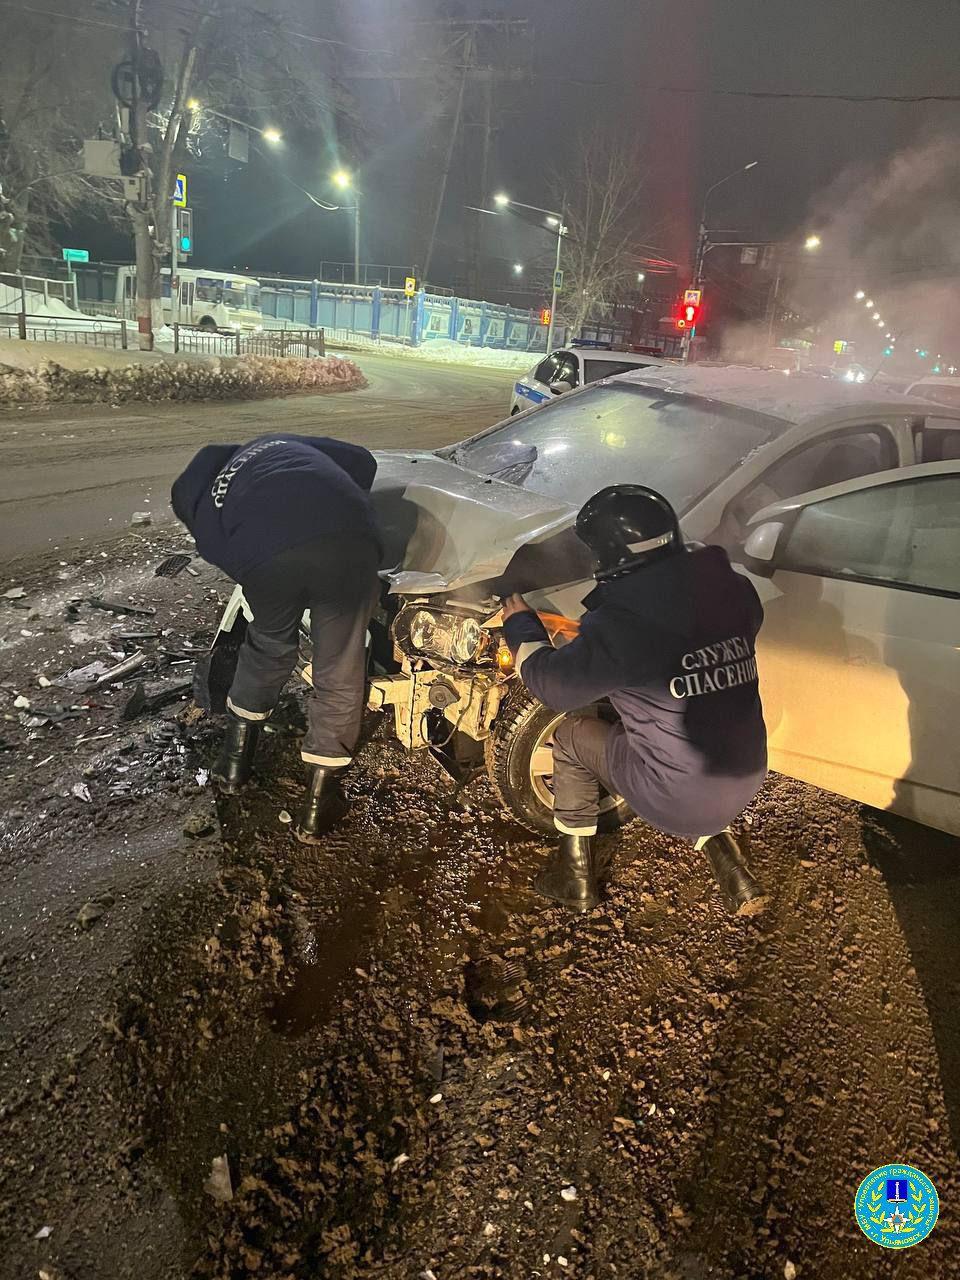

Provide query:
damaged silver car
left=210, top=365, right=960, bottom=837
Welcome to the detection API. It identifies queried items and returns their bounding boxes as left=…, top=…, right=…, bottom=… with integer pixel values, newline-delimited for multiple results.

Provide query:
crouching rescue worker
left=171, top=434, right=382, bottom=843
left=501, top=484, right=768, bottom=916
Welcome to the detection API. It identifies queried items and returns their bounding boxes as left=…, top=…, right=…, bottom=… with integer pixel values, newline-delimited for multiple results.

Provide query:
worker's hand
left=501, top=593, right=533, bottom=620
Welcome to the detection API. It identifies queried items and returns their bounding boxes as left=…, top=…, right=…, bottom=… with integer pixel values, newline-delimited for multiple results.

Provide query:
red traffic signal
left=539, top=306, right=552, bottom=326
left=677, top=288, right=703, bottom=330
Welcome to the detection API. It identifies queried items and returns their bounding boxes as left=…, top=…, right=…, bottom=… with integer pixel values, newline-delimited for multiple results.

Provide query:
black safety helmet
left=576, top=485, right=682, bottom=580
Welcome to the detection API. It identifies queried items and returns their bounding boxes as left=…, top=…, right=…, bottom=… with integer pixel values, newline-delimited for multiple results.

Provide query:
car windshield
left=448, top=384, right=780, bottom=513
left=583, top=359, right=652, bottom=383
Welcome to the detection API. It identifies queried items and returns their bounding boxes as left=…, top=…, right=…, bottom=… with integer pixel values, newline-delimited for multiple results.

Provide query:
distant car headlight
left=406, top=608, right=486, bottom=664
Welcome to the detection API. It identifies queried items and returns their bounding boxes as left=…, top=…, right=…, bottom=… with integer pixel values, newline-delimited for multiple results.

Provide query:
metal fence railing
left=0, top=312, right=130, bottom=348
left=171, top=324, right=325, bottom=358
left=0, top=271, right=78, bottom=312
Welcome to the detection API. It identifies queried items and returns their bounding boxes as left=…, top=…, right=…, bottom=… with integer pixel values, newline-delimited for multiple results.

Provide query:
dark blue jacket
left=503, top=546, right=767, bottom=838
left=171, top=435, right=381, bottom=582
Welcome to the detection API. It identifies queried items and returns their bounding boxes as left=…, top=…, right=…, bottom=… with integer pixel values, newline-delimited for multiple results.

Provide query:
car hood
left=370, top=451, right=587, bottom=596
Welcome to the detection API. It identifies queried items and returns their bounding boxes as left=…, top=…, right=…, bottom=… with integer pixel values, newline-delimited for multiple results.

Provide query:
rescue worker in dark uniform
left=501, top=484, right=767, bottom=915
left=171, top=434, right=381, bottom=843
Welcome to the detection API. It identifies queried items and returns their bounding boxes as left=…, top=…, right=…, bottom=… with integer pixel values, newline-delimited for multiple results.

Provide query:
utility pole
left=421, top=27, right=472, bottom=286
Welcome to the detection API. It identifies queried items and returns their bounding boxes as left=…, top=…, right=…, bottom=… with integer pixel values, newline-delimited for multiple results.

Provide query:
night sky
left=75, top=0, right=960, bottom=312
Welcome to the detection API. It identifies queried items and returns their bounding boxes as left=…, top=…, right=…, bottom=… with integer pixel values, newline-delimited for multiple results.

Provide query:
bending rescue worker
left=501, top=484, right=768, bottom=915
left=171, top=434, right=381, bottom=843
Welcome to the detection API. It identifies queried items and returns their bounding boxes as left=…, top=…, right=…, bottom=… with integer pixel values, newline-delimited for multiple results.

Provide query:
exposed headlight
left=406, top=608, right=486, bottom=664
left=451, top=617, right=482, bottom=664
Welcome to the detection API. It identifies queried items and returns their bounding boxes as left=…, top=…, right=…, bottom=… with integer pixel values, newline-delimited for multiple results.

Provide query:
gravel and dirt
left=1, top=522, right=958, bottom=1280
left=1, top=363, right=958, bottom=1278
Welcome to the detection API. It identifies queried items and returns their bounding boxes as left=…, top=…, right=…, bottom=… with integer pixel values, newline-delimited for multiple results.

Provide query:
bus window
left=195, top=278, right=222, bottom=303
left=245, top=284, right=260, bottom=309
left=223, top=285, right=247, bottom=308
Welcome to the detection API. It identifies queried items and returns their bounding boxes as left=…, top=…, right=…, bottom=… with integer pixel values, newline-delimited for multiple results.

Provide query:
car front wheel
left=484, top=685, right=632, bottom=834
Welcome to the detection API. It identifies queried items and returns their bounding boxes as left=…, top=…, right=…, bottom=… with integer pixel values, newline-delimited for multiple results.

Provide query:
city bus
left=75, top=263, right=264, bottom=330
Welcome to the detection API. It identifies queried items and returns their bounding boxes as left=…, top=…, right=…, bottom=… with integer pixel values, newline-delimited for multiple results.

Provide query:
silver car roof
left=616, top=363, right=944, bottom=424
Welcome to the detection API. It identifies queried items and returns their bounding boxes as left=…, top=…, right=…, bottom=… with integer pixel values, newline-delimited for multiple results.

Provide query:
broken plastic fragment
left=391, top=1153, right=410, bottom=1171
left=72, top=782, right=92, bottom=803
left=203, top=1153, right=233, bottom=1202
left=560, top=1185, right=577, bottom=1201
left=33, top=1225, right=53, bottom=1240
left=3, top=587, right=25, bottom=599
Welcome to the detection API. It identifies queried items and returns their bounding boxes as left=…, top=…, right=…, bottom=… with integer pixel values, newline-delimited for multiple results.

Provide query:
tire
left=484, top=684, right=632, bottom=834
left=198, top=316, right=218, bottom=331
left=510, top=405, right=521, bottom=415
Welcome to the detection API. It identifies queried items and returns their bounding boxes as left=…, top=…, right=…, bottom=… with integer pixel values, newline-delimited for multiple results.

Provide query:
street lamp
left=491, top=191, right=565, bottom=352
left=804, top=234, right=822, bottom=251
left=261, top=127, right=283, bottom=145
left=513, top=263, right=523, bottom=275
left=855, top=290, right=865, bottom=300
left=637, top=272, right=646, bottom=283
left=687, top=160, right=759, bottom=361
left=331, top=170, right=360, bottom=285
left=865, top=299, right=874, bottom=308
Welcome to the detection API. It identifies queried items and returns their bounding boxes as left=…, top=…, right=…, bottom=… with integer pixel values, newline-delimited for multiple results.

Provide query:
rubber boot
left=295, top=767, right=349, bottom=845
left=700, top=830, right=768, bottom=916
left=211, top=714, right=261, bottom=794
left=533, top=834, right=600, bottom=913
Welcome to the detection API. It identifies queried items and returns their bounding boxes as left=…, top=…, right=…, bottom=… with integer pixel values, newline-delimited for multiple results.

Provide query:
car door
left=514, top=352, right=562, bottom=411
left=741, top=463, right=960, bottom=836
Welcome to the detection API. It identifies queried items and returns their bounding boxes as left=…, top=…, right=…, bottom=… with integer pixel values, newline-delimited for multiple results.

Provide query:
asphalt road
left=0, top=351, right=515, bottom=567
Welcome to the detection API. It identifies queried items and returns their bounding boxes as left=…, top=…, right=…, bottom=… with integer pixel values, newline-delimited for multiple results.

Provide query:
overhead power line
left=655, top=86, right=960, bottom=104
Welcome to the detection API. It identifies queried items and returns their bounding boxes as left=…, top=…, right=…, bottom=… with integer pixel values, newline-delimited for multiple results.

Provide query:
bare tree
left=0, top=5, right=116, bottom=272
left=553, top=132, right=649, bottom=335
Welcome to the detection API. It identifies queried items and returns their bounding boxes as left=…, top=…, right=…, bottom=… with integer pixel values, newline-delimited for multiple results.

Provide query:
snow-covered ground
left=327, top=333, right=535, bottom=370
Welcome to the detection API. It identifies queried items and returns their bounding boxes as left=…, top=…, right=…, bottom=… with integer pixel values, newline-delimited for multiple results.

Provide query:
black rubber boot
left=533, top=834, right=600, bottom=913
left=211, top=714, right=261, bottom=794
left=295, top=767, right=349, bottom=844
left=700, top=830, right=768, bottom=916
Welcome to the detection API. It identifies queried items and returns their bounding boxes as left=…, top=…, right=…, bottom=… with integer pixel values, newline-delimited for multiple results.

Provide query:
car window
left=534, top=353, right=561, bottom=384
left=725, top=427, right=898, bottom=536
left=919, top=420, right=960, bottom=462
left=583, top=359, right=650, bottom=383
left=449, top=384, right=779, bottom=512
left=553, top=353, right=579, bottom=386
left=779, top=474, right=960, bottom=597
left=910, top=382, right=960, bottom=409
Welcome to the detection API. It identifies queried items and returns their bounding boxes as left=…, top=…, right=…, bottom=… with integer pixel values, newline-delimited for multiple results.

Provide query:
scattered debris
left=3, top=586, right=25, bottom=599
left=120, top=678, right=192, bottom=722
left=278, top=809, right=292, bottom=825
left=784, top=1263, right=797, bottom=1280
left=203, top=1154, right=233, bottom=1203
left=13, top=694, right=30, bottom=709
left=37, top=675, right=53, bottom=688
left=90, top=651, right=149, bottom=689
left=560, top=1185, right=578, bottom=1202
left=62, top=660, right=114, bottom=688
left=130, top=511, right=153, bottom=527
left=87, top=597, right=156, bottom=618
left=33, top=1225, right=53, bottom=1240
left=71, top=782, right=92, bottom=803
left=76, top=902, right=107, bottom=931
left=391, top=1153, right=410, bottom=1172
left=429, top=1092, right=443, bottom=1104
left=183, top=813, right=214, bottom=839
left=419, top=1271, right=438, bottom=1280
left=154, top=554, right=191, bottom=578
left=196, top=768, right=209, bottom=787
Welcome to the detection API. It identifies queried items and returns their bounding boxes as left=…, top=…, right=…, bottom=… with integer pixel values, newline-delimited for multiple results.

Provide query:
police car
left=509, top=346, right=669, bottom=414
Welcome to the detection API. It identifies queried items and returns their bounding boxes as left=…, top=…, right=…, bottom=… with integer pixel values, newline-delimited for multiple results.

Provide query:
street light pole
left=353, top=201, right=360, bottom=285
left=683, top=160, right=758, bottom=363
left=493, top=192, right=565, bottom=351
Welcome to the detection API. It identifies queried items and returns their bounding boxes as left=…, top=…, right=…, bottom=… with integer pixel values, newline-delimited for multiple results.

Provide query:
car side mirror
left=741, top=520, right=784, bottom=576
left=549, top=379, right=574, bottom=395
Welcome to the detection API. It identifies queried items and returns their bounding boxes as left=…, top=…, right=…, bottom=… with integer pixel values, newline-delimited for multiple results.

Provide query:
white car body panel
left=744, top=460, right=960, bottom=836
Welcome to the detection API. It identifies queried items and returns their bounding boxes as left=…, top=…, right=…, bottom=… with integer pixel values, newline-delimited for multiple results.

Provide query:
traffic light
left=177, top=207, right=193, bottom=256
left=676, top=288, right=702, bottom=330
left=539, top=306, right=552, bottom=326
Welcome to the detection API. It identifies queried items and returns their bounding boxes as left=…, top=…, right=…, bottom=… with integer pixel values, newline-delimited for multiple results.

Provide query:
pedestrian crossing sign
left=404, top=276, right=417, bottom=296
left=174, top=173, right=187, bottom=208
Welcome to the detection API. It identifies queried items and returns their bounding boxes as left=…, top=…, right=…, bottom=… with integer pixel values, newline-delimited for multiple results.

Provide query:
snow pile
left=0, top=352, right=366, bottom=404
left=326, top=332, right=535, bottom=370
left=0, top=282, right=117, bottom=327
